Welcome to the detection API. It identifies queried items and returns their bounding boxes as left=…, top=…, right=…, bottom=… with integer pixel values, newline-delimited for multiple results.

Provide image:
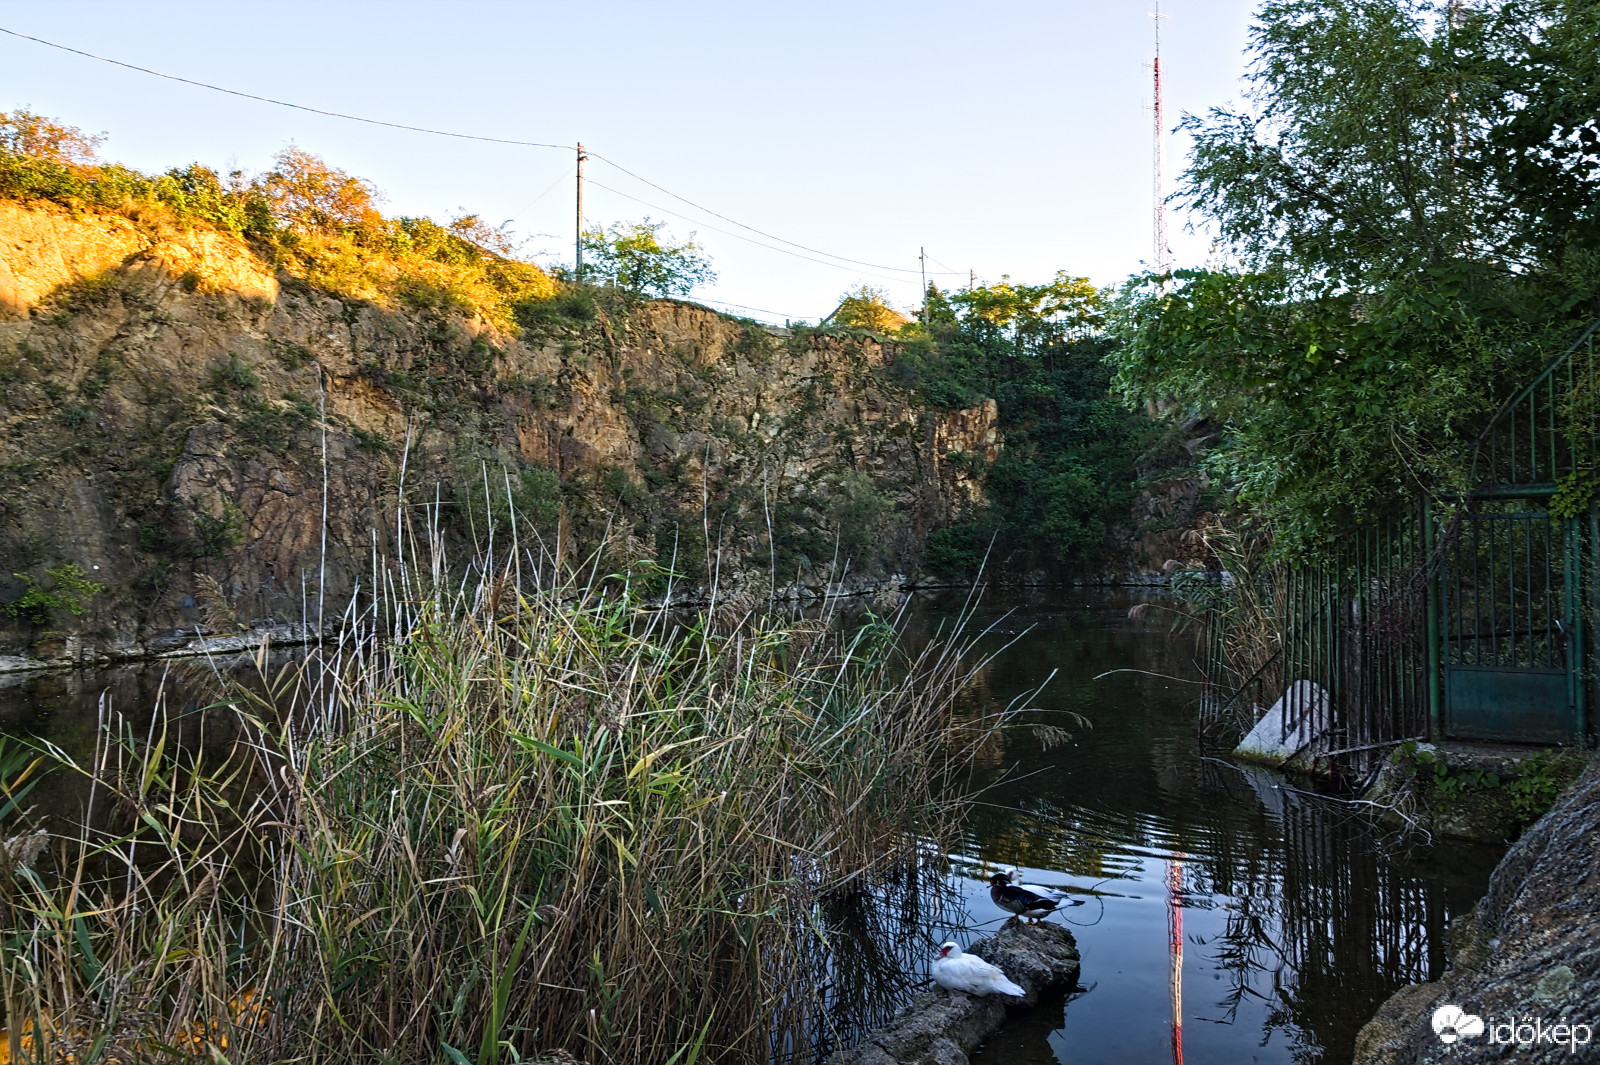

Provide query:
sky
left=0, top=0, right=1261, bottom=323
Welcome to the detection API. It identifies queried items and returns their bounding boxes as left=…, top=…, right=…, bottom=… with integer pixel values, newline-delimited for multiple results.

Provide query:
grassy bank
left=0, top=553, right=999, bottom=1063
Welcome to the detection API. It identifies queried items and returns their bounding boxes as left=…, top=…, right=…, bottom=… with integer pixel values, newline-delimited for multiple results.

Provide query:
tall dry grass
left=0, top=556, right=998, bottom=1063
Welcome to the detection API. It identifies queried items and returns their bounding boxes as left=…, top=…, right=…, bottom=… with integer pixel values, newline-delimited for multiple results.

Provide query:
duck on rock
left=989, top=869, right=1082, bottom=924
left=930, top=941, right=1026, bottom=997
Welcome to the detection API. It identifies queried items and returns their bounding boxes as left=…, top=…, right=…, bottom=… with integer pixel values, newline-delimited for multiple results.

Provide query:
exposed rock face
left=0, top=200, right=998, bottom=664
left=1353, top=749, right=1600, bottom=1064
left=838, top=922, right=1080, bottom=1065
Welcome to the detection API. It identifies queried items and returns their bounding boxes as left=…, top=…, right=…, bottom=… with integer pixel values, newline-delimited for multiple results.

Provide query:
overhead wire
left=584, top=177, right=922, bottom=290
left=692, top=298, right=812, bottom=321
left=0, top=23, right=960, bottom=295
left=506, top=170, right=570, bottom=219
left=0, top=26, right=570, bottom=150
left=588, top=150, right=965, bottom=277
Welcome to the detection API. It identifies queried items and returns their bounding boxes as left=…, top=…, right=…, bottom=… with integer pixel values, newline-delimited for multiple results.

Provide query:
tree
left=890, top=274, right=1148, bottom=578
left=1112, top=0, right=1600, bottom=551
left=0, top=109, right=102, bottom=169
left=580, top=217, right=714, bottom=297
left=829, top=284, right=908, bottom=331
left=259, top=147, right=384, bottom=235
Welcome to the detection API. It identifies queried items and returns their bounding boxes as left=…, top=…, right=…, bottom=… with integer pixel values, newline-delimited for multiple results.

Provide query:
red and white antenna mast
left=1152, top=1, right=1171, bottom=277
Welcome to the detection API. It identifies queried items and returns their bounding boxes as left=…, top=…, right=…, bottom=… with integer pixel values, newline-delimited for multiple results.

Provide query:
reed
left=0, top=556, right=997, bottom=1063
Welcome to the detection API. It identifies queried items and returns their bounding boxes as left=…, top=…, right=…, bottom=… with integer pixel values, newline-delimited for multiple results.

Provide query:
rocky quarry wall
left=1353, top=748, right=1600, bottom=1065
left=0, top=199, right=1000, bottom=665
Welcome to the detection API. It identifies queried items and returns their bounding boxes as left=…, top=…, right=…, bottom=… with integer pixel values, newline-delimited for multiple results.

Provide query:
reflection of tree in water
left=1200, top=894, right=1283, bottom=1027
left=1187, top=780, right=1455, bottom=1063
left=787, top=849, right=965, bottom=1064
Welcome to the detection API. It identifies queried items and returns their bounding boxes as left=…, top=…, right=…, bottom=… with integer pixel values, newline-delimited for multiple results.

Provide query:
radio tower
left=1152, top=2, right=1171, bottom=276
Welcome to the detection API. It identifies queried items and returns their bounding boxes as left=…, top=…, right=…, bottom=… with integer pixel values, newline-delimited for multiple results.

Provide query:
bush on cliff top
left=895, top=277, right=1155, bottom=579
left=0, top=109, right=558, bottom=331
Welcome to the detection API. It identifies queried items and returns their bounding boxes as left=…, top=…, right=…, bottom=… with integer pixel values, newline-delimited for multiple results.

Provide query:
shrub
left=449, top=446, right=563, bottom=541
left=190, top=503, right=245, bottom=558
left=207, top=354, right=259, bottom=393
left=827, top=470, right=892, bottom=563
left=4, top=563, right=102, bottom=625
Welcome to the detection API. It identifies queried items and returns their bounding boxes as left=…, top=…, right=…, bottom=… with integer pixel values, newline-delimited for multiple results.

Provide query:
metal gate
left=1442, top=510, right=1585, bottom=743
left=1200, top=320, right=1600, bottom=756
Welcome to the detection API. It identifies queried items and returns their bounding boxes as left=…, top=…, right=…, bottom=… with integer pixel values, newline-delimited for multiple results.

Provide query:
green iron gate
left=1202, top=319, right=1600, bottom=756
left=1441, top=510, right=1585, bottom=743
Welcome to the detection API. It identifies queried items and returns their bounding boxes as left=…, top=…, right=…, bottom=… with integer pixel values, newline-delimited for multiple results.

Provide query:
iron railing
left=1202, top=508, right=1430, bottom=759
left=1471, top=319, right=1600, bottom=492
left=1200, top=313, right=1600, bottom=758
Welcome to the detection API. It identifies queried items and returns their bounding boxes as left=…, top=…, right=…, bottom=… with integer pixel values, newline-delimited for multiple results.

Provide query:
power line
left=584, top=177, right=923, bottom=289
left=506, top=170, right=569, bottom=219
left=0, top=25, right=570, bottom=150
left=588, top=150, right=965, bottom=276
left=691, top=298, right=812, bottom=321
left=0, top=24, right=964, bottom=287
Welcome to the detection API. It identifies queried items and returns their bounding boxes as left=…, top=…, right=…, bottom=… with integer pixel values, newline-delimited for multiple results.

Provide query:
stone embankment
left=838, top=922, right=1080, bottom=1065
left=1353, top=749, right=1600, bottom=1064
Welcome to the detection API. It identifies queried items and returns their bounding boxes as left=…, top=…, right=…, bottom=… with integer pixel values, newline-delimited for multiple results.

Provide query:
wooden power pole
left=919, top=247, right=928, bottom=322
left=575, top=142, right=587, bottom=282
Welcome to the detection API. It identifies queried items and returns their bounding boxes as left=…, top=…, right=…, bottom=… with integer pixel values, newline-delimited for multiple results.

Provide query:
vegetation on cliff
left=0, top=110, right=556, bottom=331
left=885, top=276, right=1170, bottom=580
left=0, top=111, right=1013, bottom=657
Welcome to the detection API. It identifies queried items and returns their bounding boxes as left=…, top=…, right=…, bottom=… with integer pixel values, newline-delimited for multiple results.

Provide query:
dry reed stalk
left=0, top=547, right=1001, bottom=1064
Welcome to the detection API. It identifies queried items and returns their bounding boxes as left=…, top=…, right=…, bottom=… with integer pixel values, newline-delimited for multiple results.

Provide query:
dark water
left=0, top=590, right=1506, bottom=1065
left=910, top=588, right=1503, bottom=1065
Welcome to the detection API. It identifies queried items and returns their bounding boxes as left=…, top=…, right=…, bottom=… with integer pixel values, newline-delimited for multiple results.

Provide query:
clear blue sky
left=0, top=0, right=1260, bottom=322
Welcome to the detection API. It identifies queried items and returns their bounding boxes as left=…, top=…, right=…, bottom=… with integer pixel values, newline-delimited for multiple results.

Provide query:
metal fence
left=1201, top=318, right=1600, bottom=759
left=1201, top=506, right=1431, bottom=759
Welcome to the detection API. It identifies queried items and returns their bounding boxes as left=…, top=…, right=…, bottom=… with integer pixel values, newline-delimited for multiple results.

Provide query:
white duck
left=931, top=941, right=1026, bottom=997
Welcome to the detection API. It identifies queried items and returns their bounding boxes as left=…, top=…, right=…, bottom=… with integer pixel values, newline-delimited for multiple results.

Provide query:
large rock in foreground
left=1353, top=750, right=1600, bottom=1064
left=838, top=921, right=1080, bottom=1065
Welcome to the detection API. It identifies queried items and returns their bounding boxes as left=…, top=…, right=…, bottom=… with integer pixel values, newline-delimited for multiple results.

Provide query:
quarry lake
left=0, top=589, right=1505, bottom=1065
left=905, top=589, right=1505, bottom=1065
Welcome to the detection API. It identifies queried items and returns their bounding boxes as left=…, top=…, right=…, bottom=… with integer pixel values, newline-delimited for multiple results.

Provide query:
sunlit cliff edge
left=0, top=197, right=1000, bottom=665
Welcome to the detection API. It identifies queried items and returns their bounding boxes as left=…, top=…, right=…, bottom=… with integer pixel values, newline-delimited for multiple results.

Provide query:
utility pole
left=970, top=268, right=976, bottom=292
left=919, top=247, right=928, bottom=322
left=574, top=142, right=587, bottom=283
left=1152, top=2, right=1170, bottom=278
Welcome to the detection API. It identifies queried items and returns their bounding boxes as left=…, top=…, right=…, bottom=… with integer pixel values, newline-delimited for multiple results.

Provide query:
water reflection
left=914, top=589, right=1502, bottom=1065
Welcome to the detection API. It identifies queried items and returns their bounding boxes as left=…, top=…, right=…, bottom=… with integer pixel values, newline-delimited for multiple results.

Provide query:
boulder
left=1352, top=749, right=1600, bottom=1064
left=1235, top=680, right=1331, bottom=767
left=837, top=921, right=1080, bottom=1065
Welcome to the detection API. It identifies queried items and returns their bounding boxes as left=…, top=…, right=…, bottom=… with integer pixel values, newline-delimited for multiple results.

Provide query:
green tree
left=0, top=109, right=102, bottom=167
left=260, top=146, right=384, bottom=235
left=1113, top=0, right=1600, bottom=552
left=5, top=564, right=102, bottom=626
left=580, top=218, right=715, bottom=297
left=891, top=274, right=1151, bottom=579
left=829, top=284, right=909, bottom=331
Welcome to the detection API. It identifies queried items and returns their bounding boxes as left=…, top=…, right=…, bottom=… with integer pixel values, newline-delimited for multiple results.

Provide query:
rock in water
left=838, top=921, right=1080, bottom=1065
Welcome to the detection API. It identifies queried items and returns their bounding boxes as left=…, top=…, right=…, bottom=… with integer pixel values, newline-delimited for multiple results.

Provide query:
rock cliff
left=0, top=199, right=998, bottom=665
left=1352, top=749, right=1600, bottom=1064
